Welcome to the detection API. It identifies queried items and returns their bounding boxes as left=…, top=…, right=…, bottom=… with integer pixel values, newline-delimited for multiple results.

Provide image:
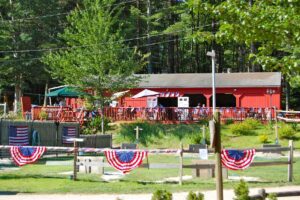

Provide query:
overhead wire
left=0, top=23, right=214, bottom=54
left=0, top=36, right=190, bottom=63
left=0, top=0, right=138, bottom=23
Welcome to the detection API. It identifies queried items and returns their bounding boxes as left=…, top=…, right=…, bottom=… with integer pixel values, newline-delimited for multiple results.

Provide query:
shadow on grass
left=0, top=191, right=19, bottom=195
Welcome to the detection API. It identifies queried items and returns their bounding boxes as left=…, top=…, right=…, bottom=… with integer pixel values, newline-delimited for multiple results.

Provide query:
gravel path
left=1, top=186, right=299, bottom=200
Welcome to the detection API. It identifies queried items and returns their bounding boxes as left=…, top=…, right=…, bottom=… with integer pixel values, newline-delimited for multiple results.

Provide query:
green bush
left=190, top=134, right=202, bottom=144
left=243, top=118, right=261, bottom=129
left=267, top=193, right=277, bottom=200
left=279, top=123, right=296, bottom=139
left=82, top=116, right=112, bottom=134
left=151, top=189, right=172, bottom=200
left=229, top=122, right=254, bottom=136
left=234, top=179, right=250, bottom=200
left=258, top=134, right=269, bottom=144
left=224, top=119, right=234, bottom=125
left=186, top=191, right=204, bottom=200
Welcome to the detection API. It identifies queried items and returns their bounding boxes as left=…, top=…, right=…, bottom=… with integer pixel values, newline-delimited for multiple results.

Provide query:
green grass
left=1, top=122, right=300, bottom=194
left=1, top=155, right=300, bottom=193
left=114, top=121, right=300, bottom=149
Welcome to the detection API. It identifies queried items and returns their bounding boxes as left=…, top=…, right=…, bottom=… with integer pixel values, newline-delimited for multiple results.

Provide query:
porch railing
left=31, top=106, right=276, bottom=122
left=103, top=107, right=276, bottom=122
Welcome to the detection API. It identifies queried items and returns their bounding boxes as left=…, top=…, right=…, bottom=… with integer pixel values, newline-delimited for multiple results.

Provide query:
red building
left=121, top=72, right=281, bottom=109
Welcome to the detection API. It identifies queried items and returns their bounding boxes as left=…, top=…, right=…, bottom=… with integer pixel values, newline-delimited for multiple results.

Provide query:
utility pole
left=207, top=50, right=216, bottom=113
left=207, top=50, right=223, bottom=200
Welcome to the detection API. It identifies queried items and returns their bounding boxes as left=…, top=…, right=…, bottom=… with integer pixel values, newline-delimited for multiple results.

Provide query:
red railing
left=104, top=107, right=275, bottom=122
left=31, top=106, right=84, bottom=123
left=31, top=106, right=275, bottom=123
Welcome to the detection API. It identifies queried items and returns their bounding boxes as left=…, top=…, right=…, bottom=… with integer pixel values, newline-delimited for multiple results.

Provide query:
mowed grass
left=0, top=121, right=300, bottom=193
left=0, top=155, right=300, bottom=193
left=114, top=121, right=300, bottom=149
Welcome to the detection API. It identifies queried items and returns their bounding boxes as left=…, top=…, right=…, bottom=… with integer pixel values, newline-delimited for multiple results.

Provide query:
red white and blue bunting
left=104, top=150, right=147, bottom=174
left=221, top=149, right=256, bottom=170
left=10, top=146, right=46, bottom=166
left=159, top=92, right=182, bottom=98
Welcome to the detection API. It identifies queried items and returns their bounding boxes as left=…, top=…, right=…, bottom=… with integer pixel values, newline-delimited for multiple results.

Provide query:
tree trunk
left=14, top=78, right=21, bottom=114
left=285, top=79, right=290, bottom=111
left=146, top=0, right=152, bottom=73
left=100, top=100, right=105, bottom=134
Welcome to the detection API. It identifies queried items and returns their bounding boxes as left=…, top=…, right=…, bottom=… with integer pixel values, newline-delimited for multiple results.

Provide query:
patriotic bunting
left=221, top=149, right=255, bottom=170
left=10, top=146, right=46, bottom=166
left=104, top=150, right=147, bottom=174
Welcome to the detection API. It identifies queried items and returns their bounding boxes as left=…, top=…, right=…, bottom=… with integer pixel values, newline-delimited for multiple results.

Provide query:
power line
left=0, top=37, right=189, bottom=63
left=0, top=24, right=213, bottom=54
left=0, top=0, right=138, bottom=23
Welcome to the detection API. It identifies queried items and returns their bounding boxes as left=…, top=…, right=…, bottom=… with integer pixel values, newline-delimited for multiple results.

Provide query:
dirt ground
left=0, top=186, right=299, bottom=200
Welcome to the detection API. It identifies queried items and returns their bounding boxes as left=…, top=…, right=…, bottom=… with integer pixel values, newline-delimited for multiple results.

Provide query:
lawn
left=0, top=120, right=300, bottom=194
left=0, top=155, right=299, bottom=193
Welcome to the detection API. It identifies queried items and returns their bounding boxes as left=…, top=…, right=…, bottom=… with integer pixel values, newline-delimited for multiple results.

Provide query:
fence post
left=179, top=142, right=183, bottom=186
left=214, top=111, right=223, bottom=200
left=288, top=140, right=294, bottom=182
left=73, top=140, right=78, bottom=181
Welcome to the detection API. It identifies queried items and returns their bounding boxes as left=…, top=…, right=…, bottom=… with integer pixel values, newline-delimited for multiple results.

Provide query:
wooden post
left=73, top=140, right=78, bottom=181
left=274, top=108, right=279, bottom=145
left=288, top=140, right=294, bottom=182
left=179, top=142, right=183, bottom=186
left=214, top=111, right=223, bottom=200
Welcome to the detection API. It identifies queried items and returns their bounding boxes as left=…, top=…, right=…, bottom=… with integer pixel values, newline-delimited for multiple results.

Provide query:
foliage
left=229, top=122, right=254, bottom=136
left=279, top=123, right=296, bottom=140
left=243, top=118, right=261, bottom=129
left=81, top=116, right=112, bottom=135
left=224, top=119, right=234, bottom=125
left=39, top=110, right=48, bottom=120
left=189, top=134, right=202, bottom=144
left=216, top=0, right=300, bottom=87
left=258, top=134, right=269, bottom=144
left=234, top=180, right=250, bottom=200
left=43, top=0, right=145, bottom=133
left=267, top=193, right=277, bottom=200
left=186, top=191, right=204, bottom=200
left=151, top=189, right=172, bottom=200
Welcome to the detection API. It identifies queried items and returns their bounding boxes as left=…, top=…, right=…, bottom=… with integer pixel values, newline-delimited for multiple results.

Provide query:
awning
left=159, top=92, right=182, bottom=98
left=131, top=89, right=159, bottom=99
left=46, top=86, right=88, bottom=98
left=111, top=90, right=129, bottom=100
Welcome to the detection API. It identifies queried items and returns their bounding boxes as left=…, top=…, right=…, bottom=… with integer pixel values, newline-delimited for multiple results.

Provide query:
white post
left=207, top=50, right=216, bottom=113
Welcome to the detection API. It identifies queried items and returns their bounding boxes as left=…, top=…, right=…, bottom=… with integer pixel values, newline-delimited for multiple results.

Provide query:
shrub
left=229, top=123, right=254, bottom=136
left=224, top=119, right=234, bottom=125
left=190, top=134, right=202, bottom=144
left=243, top=118, right=261, bottom=129
left=39, top=110, right=48, bottom=120
left=234, top=179, right=250, bottom=200
left=279, top=123, right=296, bottom=139
left=81, top=116, right=112, bottom=134
left=186, top=191, right=204, bottom=200
left=258, top=134, right=269, bottom=144
left=151, top=189, right=172, bottom=200
left=267, top=193, right=277, bottom=200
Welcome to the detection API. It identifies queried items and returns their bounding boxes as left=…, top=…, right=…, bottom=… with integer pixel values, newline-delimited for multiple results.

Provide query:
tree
left=215, top=0, right=300, bottom=87
left=0, top=0, right=76, bottom=112
left=43, top=0, right=145, bottom=133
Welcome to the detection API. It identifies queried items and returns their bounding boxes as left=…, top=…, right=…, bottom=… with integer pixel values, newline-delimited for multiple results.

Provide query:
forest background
left=0, top=0, right=299, bottom=110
